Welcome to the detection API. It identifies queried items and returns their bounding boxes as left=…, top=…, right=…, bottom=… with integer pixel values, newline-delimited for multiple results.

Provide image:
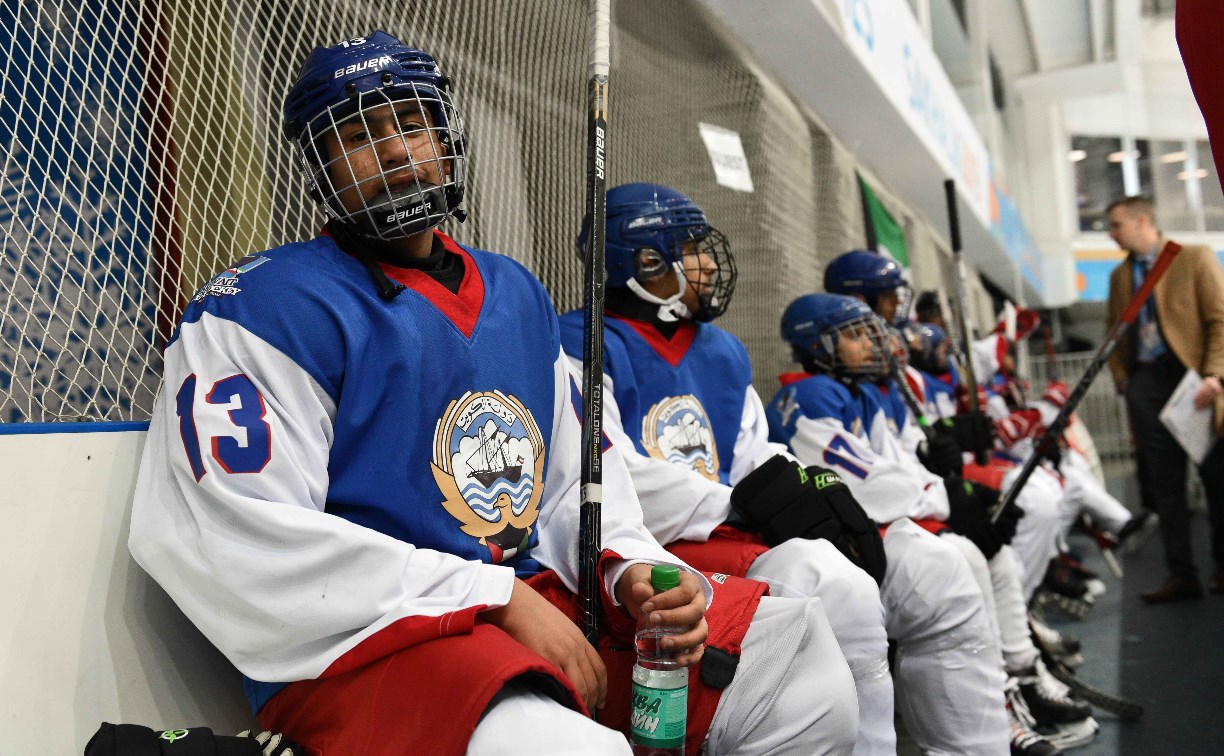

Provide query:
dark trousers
left=1125, top=355, right=1224, bottom=580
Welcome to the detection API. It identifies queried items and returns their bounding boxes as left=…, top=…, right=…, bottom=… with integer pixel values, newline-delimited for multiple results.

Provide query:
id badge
left=1137, top=318, right=1161, bottom=358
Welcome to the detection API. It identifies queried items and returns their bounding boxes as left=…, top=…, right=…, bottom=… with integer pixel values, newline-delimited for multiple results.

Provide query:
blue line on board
left=0, top=421, right=150, bottom=436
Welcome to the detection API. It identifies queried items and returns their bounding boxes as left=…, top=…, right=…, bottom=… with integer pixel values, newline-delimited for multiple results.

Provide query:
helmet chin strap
left=628, top=266, right=691, bottom=322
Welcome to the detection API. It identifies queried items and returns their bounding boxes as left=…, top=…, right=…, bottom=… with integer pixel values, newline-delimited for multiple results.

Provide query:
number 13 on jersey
left=175, top=373, right=272, bottom=481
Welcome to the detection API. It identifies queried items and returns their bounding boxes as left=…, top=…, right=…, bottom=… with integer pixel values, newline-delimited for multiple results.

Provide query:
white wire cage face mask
left=296, top=84, right=467, bottom=241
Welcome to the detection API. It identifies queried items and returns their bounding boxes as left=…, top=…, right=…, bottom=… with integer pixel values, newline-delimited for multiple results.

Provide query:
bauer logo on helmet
left=333, top=55, right=393, bottom=79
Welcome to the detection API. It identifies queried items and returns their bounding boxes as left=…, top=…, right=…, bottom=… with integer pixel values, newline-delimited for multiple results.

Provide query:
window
left=1150, top=140, right=1196, bottom=232
left=1071, top=136, right=1125, bottom=232
left=1071, top=135, right=1223, bottom=233
left=1197, top=140, right=1224, bottom=232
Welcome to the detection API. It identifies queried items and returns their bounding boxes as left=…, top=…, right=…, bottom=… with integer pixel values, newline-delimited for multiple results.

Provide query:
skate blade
left=1036, top=717, right=1098, bottom=749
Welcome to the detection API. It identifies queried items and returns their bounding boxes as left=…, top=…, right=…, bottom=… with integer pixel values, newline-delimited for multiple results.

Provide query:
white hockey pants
left=469, top=595, right=858, bottom=755
left=883, top=519, right=1009, bottom=755
left=1058, top=450, right=1132, bottom=539
left=748, top=537, right=895, bottom=755
left=1003, top=465, right=1062, bottom=600
left=941, top=536, right=1040, bottom=674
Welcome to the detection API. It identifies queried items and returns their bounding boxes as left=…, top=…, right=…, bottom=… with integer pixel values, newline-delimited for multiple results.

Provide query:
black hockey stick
left=1040, top=647, right=1144, bottom=720
left=578, top=0, right=610, bottom=648
left=991, top=241, right=1183, bottom=523
left=889, top=355, right=936, bottom=440
left=943, top=180, right=989, bottom=465
left=1043, top=325, right=1124, bottom=578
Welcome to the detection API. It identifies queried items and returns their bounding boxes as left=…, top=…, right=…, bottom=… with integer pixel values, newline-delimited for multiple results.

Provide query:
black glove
left=84, top=723, right=302, bottom=755
left=944, top=475, right=1005, bottom=558
left=994, top=503, right=1024, bottom=546
left=730, top=455, right=887, bottom=585
left=971, top=481, right=1024, bottom=543
left=942, top=414, right=994, bottom=458
left=1036, top=437, right=1063, bottom=471
left=917, top=425, right=963, bottom=478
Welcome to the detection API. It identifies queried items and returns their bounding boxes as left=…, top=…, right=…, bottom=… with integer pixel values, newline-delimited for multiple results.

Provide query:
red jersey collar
left=373, top=231, right=485, bottom=339
left=607, top=313, right=697, bottom=368
left=778, top=371, right=814, bottom=387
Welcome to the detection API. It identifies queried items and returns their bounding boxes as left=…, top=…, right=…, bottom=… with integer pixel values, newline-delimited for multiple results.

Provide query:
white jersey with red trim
left=129, top=231, right=698, bottom=713
left=765, top=373, right=950, bottom=524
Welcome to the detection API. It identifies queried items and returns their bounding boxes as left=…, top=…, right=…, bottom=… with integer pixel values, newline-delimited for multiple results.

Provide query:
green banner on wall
left=859, top=174, right=909, bottom=268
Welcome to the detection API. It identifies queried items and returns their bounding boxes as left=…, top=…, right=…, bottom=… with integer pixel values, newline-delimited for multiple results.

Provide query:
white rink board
left=0, top=428, right=255, bottom=753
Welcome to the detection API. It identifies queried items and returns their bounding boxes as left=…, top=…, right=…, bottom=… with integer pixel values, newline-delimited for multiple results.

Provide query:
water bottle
left=630, top=564, right=688, bottom=755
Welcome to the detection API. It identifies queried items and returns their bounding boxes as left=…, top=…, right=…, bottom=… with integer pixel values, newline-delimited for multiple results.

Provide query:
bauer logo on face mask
left=387, top=199, right=433, bottom=224
left=431, top=390, right=545, bottom=565
left=641, top=395, right=720, bottom=481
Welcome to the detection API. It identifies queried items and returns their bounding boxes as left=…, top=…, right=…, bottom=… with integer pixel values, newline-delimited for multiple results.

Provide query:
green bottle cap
left=651, top=564, right=681, bottom=591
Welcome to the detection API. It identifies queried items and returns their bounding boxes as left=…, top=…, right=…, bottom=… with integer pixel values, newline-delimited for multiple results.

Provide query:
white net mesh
left=2, top=0, right=995, bottom=423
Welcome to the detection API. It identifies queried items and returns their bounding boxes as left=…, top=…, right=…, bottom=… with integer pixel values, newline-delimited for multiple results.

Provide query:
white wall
left=0, top=428, right=254, bottom=753
left=1014, top=9, right=1212, bottom=307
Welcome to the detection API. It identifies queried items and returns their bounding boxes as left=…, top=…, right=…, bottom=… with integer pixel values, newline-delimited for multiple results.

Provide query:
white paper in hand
left=1158, top=369, right=1217, bottom=464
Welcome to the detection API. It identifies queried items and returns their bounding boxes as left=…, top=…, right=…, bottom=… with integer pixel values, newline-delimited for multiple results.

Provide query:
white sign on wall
left=836, top=0, right=991, bottom=223
left=699, top=122, right=755, bottom=193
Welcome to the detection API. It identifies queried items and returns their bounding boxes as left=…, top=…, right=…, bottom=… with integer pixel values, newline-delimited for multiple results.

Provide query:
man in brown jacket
left=1107, top=196, right=1224, bottom=603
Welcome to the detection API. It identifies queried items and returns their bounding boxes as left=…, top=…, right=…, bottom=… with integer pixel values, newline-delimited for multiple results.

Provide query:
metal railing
left=1027, top=351, right=1134, bottom=463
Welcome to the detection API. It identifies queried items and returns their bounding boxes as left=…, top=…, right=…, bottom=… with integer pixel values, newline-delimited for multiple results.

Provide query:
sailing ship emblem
left=641, top=394, right=719, bottom=481
left=466, top=424, right=525, bottom=488
left=431, top=390, right=545, bottom=564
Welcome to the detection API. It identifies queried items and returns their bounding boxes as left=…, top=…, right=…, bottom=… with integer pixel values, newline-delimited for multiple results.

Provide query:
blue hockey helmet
left=780, top=293, right=889, bottom=377
left=282, top=31, right=467, bottom=241
left=580, top=183, right=737, bottom=321
left=823, top=249, right=912, bottom=321
left=908, top=322, right=950, bottom=374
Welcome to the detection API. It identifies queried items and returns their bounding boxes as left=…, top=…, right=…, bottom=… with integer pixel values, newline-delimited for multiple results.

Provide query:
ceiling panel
left=1023, top=0, right=1093, bottom=71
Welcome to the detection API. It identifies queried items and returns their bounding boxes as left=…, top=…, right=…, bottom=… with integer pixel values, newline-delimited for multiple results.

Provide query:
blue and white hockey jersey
left=558, top=313, right=783, bottom=545
left=862, top=377, right=929, bottom=458
left=129, top=231, right=688, bottom=712
left=766, top=373, right=949, bottom=524
left=922, top=368, right=959, bottom=420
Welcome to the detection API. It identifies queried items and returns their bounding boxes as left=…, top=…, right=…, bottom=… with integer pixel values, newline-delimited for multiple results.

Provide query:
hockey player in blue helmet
left=580, top=182, right=737, bottom=323
left=907, top=322, right=962, bottom=418
left=910, top=322, right=950, bottom=374
left=789, top=291, right=1096, bottom=749
left=823, top=249, right=912, bottom=323
left=564, top=184, right=895, bottom=754
left=768, top=292, right=1044, bottom=754
left=825, top=254, right=1071, bottom=637
left=282, top=31, right=467, bottom=247
left=779, top=294, right=893, bottom=380
left=131, top=33, right=859, bottom=756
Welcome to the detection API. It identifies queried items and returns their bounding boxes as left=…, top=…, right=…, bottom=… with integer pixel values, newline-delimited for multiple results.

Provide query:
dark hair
left=1106, top=195, right=1158, bottom=228
left=915, top=290, right=941, bottom=320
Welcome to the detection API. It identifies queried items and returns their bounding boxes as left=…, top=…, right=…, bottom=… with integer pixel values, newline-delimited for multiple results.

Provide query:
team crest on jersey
left=431, top=390, right=545, bottom=564
left=191, top=255, right=270, bottom=303
left=775, top=387, right=800, bottom=428
left=641, top=395, right=719, bottom=481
